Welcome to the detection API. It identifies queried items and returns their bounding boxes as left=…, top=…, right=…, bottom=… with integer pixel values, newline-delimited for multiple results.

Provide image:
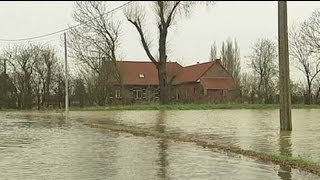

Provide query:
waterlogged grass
left=86, top=123, right=320, bottom=175
left=268, top=153, right=320, bottom=167
left=1, top=103, right=320, bottom=112
left=83, top=103, right=280, bottom=111
left=76, top=103, right=320, bottom=111
left=0, top=108, right=64, bottom=113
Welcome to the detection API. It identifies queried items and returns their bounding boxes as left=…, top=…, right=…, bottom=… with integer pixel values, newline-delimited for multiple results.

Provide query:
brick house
left=108, top=59, right=240, bottom=104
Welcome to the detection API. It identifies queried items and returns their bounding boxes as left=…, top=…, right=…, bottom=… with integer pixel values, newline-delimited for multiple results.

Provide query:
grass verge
left=76, top=103, right=320, bottom=111
left=1, top=103, right=320, bottom=112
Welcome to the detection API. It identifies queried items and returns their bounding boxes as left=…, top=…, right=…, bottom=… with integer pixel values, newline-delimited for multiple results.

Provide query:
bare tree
left=1, top=43, right=67, bottom=110
left=314, top=78, right=320, bottom=103
left=69, top=1, right=121, bottom=70
left=125, top=1, right=212, bottom=104
left=289, top=25, right=319, bottom=104
left=4, top=44, right=38, bottom=109
left=220, top=38, right=241, bottom=85
left=248, top=38, right=278, bottom=103
left=291, top=81, right=306, bottom=104
left=297, top=10, right=320, bottom=104
left=0, top=71, right=16, bottom=109
left=73, top=78, right=86, bottom=107
left=239, top=72, right=258, bottom=104
left=301, top=10, right=320, bottom=53
left=33, top=46, right=59, bottom=109
left=69, top=1, right=123, bottom=105
left=209, top=41, right=217, bottom=61
left=0, top=57, right=4, bottom=73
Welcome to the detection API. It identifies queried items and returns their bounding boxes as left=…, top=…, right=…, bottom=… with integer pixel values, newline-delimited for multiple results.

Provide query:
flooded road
left=1, top=110, right=320, bottom=179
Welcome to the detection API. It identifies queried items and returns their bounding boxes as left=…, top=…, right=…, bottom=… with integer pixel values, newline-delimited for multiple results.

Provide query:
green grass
left=2, top=103, right=320, bottom=112
left=0, top=108, right=64, bottom=113
left=74, top=103, right=320, bottom=111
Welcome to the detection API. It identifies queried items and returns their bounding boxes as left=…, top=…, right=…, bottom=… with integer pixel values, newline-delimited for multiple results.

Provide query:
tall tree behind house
left=220, top=38, right=241, bottom=85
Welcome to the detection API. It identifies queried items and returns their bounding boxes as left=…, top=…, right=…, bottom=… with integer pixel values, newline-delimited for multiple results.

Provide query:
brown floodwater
left=72, top=109, right=320, bottom=163
left=0, top=110, right=320, bottom=179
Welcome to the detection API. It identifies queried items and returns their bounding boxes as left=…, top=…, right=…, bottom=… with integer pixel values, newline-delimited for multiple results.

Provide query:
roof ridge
left=184, top=60, right=216, bottom=68
left=201, top=77, right=232, bottom=79
left=117, top=60, right=154, bottom=63
left=116, top=60, right=219, bottom=68
left=117, top=60, right=179, bottom=63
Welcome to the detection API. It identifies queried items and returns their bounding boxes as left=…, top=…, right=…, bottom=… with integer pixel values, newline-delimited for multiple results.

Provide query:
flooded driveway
left=0, top=110, right=320, bottom=179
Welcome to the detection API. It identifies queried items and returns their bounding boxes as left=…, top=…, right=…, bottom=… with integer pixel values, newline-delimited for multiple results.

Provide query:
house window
left=139, top=73, right=145, bottom=79
left=134, top=90, right=142, bottom=99
left=115, top=89, right=121, bottom=98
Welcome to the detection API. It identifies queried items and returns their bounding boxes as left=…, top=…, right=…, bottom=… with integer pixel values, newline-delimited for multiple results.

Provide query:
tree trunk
left=316, top=87, right=320, bottom=104
left=37, top=87, right=40, bottom=110
left=17, top=93, right=22, bottom=109
left=158, top=65, right=168, bottom=104
left=158, top=24, right=168, bottom=104
left=258, top=75, right=263, bottom=103
left=307, top=82, right=312, bottom=105
left=23, top=73, right=32, bottom=109
left=45, top=68, right=51, bottom=108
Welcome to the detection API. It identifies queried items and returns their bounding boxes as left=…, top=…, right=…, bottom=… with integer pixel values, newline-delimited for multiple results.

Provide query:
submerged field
left=1, top=109, right=320, bottom=179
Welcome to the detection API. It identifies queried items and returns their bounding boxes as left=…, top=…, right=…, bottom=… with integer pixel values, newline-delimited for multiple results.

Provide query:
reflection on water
left=1, top=111, right=320, bottom=179
left=279, top=131, right=292, bottom=156
left=157, top=138, right=169, bottom=179
left=278, top=131, right=292, bottom=180
left=156, top=111, right=169, bottom=179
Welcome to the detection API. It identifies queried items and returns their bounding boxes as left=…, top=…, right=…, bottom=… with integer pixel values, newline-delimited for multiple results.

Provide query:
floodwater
left=0, top=110, right=320, bottom=179
left=74, top=109, right=320, bottom=163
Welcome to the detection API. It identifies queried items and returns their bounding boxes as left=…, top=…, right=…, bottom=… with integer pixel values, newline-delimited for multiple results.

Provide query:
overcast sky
left=1, top=1, right=320, bottom=82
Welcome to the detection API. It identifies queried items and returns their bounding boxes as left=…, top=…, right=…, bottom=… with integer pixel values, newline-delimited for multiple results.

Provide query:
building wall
left=173, top=74, right=242, bottom=104
left=107, top=83, right=240, bottom=104
left=206, top=89, right=240, bottom=103
left=173, top=82, right=204, bottom=103
left=174, top=83, right=239, bottom=103
left=201, top=61, right=240, bottom=103
left=203, top=63, right=230, bottom=78
left=107, top=85, right=160, bottom=104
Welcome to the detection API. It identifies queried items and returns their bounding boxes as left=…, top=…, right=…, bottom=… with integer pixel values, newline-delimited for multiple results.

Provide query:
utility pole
left=278, top=1, right=292, bottom=131
left=64, top=32, right=69, bottom=114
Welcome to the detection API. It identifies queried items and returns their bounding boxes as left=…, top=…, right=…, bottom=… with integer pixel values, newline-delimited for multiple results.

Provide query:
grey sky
left=1, top=1, right=320, bottom=82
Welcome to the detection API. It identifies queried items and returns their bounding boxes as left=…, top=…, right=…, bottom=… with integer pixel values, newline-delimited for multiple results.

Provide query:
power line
left=1, top=32, right=63, bottom=45
left=0, top=1, right=133, bottom=42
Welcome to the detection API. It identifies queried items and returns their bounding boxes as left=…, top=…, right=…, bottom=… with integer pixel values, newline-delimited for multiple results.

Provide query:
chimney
left=216, top=58, right=221, bottom=63
left=197, top=62, right=199, bottom=64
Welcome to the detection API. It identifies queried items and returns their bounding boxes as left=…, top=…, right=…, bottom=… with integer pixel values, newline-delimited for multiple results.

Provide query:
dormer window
left=139, top=73, right=145, bottom=79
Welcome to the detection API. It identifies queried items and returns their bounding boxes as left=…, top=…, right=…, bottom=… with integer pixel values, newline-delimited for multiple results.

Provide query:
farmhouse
left=108, top=59, right=240, bottom=104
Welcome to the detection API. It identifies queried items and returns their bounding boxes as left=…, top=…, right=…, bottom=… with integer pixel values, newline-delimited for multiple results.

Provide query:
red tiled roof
left=114, top=60, right=233, bottom=88
left=117, top=61, right=183, bottom=85
left=200, top=77, right=236, bottom=89
left=173, top=61, right=215, bottom=84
